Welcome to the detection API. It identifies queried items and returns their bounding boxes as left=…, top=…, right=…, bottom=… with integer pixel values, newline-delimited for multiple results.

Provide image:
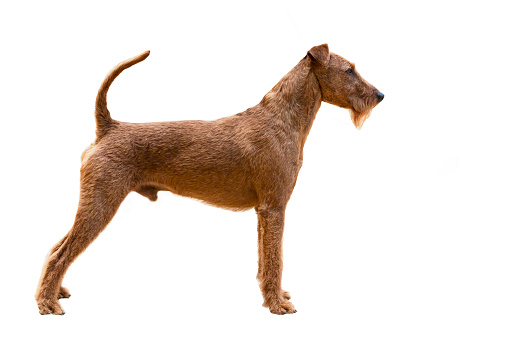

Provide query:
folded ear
left=307, top=44, right=330, bottom=67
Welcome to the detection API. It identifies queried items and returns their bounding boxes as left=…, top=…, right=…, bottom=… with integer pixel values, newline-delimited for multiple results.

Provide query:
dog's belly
left=144, top=159, right=259, bottom=211
left=170, top=184, right=257, bottom=211
left=155, top=172, right=258, bottom=211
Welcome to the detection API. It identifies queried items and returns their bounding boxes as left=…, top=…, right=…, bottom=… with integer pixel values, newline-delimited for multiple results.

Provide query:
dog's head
left=307, top=44, right=384, bottom=129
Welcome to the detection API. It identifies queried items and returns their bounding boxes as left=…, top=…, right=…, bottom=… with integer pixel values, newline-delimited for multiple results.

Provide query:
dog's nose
left=376, top=92, right=384, bottom=102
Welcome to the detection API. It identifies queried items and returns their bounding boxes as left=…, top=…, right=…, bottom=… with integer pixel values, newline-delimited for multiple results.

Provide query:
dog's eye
left=346, top=68, right=354, bottom=75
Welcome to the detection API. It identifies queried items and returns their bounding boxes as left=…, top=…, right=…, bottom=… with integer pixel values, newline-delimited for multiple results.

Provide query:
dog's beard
left=348, top=95, right=378, bottom=129
left=349, top=108, right=372, bottom=130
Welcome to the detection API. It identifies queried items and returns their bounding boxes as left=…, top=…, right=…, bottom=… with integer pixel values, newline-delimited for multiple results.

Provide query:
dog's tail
left=95, top=50, right=150, bottom=139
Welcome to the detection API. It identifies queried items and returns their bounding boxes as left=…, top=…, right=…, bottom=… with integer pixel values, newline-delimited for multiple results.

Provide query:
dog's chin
left=349, top=108, right=372, bottom=130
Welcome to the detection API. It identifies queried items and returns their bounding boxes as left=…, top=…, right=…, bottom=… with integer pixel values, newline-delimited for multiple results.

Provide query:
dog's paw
left=37, top=298, right=65, bottom=315
left=263, top=291, right=296, bottom=315
left=58, top=286, right=71, bottom=299
left=267, top=300, right=296, bottom=315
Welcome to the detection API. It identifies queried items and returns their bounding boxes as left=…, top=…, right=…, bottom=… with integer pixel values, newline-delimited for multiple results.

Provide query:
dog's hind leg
left=35, top=163, right=130, bottom=315
left=43, top=233, right=72, bottom=299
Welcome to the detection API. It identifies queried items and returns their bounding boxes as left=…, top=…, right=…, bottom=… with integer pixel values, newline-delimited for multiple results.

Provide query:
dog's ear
left=307, top=44, right=330, bottom=67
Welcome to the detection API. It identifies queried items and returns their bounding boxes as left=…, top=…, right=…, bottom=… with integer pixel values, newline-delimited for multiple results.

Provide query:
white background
left=1, top=0, right=508, bottom=338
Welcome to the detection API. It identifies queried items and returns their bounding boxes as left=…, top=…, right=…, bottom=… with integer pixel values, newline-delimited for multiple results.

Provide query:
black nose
left=377, top=92, right=384, bottom=102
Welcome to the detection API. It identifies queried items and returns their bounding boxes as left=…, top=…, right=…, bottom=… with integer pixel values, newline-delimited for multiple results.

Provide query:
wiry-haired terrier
left=36, top=44, right=383, bottom=315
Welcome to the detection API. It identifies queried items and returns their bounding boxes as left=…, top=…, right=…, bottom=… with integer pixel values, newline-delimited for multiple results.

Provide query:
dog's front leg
left=256, top=206, right=296, bottom=314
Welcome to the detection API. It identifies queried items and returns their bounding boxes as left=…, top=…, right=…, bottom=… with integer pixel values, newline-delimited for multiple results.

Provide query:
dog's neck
left=257, top=57, right=322, bottom=144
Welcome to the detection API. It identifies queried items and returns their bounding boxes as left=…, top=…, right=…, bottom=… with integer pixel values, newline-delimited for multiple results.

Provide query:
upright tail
left=95, top=50, right=150, bottom=139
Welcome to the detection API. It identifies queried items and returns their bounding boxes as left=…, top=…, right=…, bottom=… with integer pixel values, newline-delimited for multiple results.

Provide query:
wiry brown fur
left=35, top=44, right=383, bottom=315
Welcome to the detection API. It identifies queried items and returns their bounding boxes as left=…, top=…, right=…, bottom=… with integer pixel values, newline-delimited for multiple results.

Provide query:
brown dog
left=36, top=44, right=383, bottom=315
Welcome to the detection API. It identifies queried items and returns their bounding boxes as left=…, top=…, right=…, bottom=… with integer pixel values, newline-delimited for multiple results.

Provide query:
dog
left=36, top=44, right=384, bottom=315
